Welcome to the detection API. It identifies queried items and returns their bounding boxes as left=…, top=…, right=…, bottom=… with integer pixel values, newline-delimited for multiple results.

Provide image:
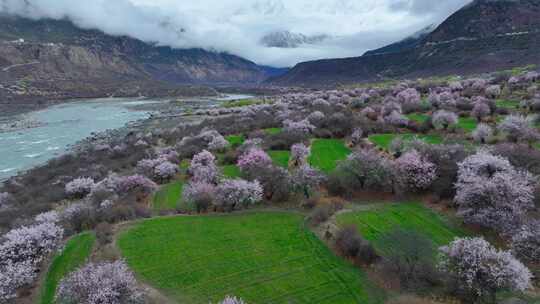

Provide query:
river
left=0, top=95, right=250, bottom=180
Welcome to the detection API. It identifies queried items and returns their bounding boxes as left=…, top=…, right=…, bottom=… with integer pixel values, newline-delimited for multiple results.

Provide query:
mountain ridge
left=269, top=0, right=540, bottom=87
left=0, top=15, right=282, bottom=109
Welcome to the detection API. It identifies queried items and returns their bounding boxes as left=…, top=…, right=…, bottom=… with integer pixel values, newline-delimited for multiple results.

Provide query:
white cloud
left=0, top=0, right=472, bottom=67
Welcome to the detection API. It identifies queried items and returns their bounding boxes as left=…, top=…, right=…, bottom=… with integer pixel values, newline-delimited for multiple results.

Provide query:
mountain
left=260, top=31, right=329, bottom=48
left=0, top=15, right=278, bottom=107
left=363, top=24, right=436, bottom=56
left=269, top=0, right=540, bottom=87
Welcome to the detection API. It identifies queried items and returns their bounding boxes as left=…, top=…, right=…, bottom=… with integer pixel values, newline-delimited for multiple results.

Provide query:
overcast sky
left=0, top=0, right=472, bottom=67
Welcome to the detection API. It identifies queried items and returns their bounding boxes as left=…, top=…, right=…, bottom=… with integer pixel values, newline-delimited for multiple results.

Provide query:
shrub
left=439, top=237, right=532, bottom=303
left=432, top=110, right=458, bottom=130
left=56, top=261, right=144, bottom=304
left=115, top=175, right=158, bottom=196
left=181, top=181, right=215, bottom=213
left=455, top=150, right=535, bottom=233
left=65, top=177, right=95, bottom=198
left=309, top=202, right=343, bottom=226
left=511, top=220, right=540, bottom=263
left=380, top=229, right=439, bottom=290
left=214, top=179, right=263, bottom=211
left=335, top=226, right=378, bottom=265
left=350, top=128, right=363, bottom=146
left=395, top=150, right=437, bottom=192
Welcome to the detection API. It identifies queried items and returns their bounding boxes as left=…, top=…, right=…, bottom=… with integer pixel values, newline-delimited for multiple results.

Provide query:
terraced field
left=268, top=150, right=290, bottom=168
left=308, top=139, right=351, bottom=173
left=368, top=133, right=443, bottom=151
left=118, top=212, right=384, bottom=304
left=40, top=232, right=96, bottom=304
left=153, top=181, right=184, bottom=211
left=337, top=203, right=465, bottom=253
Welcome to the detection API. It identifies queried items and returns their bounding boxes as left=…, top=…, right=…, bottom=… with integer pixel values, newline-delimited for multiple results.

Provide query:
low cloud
left=0, top=0, right=472, bottom=67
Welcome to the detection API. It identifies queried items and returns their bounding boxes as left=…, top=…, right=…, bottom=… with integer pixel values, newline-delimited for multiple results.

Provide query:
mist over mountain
left=270, top=0, right=540, bottom=86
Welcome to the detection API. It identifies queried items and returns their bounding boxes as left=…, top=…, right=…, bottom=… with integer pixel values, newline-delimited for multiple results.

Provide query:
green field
left=337, top=203, right=464, bottom=253
left=457, top=117, right=478, bottom=132
left=221, top=165, right=242, bottom=178
left=40, top=232, right=96, bottom=304
left=308, top=139, right=351, bottom=173
left=226, top=135, right=245, bottom=147
left=153, top=181, right=184, bottom=210
left=268, top=150, right=290, bottom=168
left=368, top=133, right=443, bottom=150
left=496, top=99, right=519, bottom=109
left=264, top=127, right=283, bottom=135
left=222, top=99, right=263, bottom=108
left=406, top=113, right=430, bottom=124
left=118, top=212, right=384, bottom=304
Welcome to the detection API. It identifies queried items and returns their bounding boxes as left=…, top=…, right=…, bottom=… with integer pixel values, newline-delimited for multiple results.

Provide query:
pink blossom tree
left=439, top=237, right=531, bottom=303
left=153, top=161, right=178, bottom=182
left=497, top=115, right=538, bottom=143
left=511, top=220, right=540, bottom=263
left=384, top=111, right=409, bottom=127
left=0, top=192, right=12, bottom=210
left=0, top=220, right=64, bottom=301
left=485, top=85, right=501, bottom=99
left=189, top=150, right=219, bottom=184
left=65, top=177, right=95, bottom=198
left=350, top=128, right=363, bottom=146
left=290, top=143, right=310, bottom=167
left=471, top=123, right=493, bottom=144
left=115, top=174, right=158, bottom=195
left=291, top=165, right=325, bottom=198
left=471, top=102, right=491, bottom=122
left=214, top=179, right=263, bottom=211
left=219, top=296, right=245, bottom=304
left=181, top=181, right=216, bottom=213
left=237, top=148, right=272, bottom=174
left=432, top=110, right=458, bottom=130
left=455, top=151, right=534, bottom=233
left=56, top=261, right=144, bottom=304
left=283, top=119, right=315, bottom=136
left=395, top=149, right=437, bottom=192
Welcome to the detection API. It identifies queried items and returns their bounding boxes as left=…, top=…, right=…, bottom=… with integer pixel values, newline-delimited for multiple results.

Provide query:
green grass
left=118, top=212, right=384, bottom=304
left=225, top=134, right=245, bottom=147
left=222, top=98, right=263, bottom=108
left=153, top=181, right=184, bottom=210
left=268, top=150, right=290, bottom=168
left=457, top=117, right=478, bottom=132
left=308, top=139, right=351, bottom=173
left=368, top=133, right=443, bottom=151
left=264, top=127, right=283, bottom=135
left=337, top=203, right=465, bottom=254
left=406, top=113, right=429, bottom=124
left=496, top=99, right=519, bottom=109
left=40, top=232, right=96, bottom=304
left=221, top=165, right=242, bottom=178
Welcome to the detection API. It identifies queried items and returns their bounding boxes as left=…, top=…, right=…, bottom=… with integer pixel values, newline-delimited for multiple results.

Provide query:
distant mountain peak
left=260, top=30, right=329, bottom=48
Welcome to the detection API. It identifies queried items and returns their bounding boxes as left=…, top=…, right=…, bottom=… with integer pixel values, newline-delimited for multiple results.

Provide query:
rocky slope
left=269, top=0, right=540, bottom=87
left=0, top=15, right=278, bottom=110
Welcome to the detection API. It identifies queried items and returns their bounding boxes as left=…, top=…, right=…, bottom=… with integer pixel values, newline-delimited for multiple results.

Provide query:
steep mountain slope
left=363, top=24, right=435, bottom=56
left=270, top=0, right=540, bottom=87
left=0, top=16, right=275, bottom=106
